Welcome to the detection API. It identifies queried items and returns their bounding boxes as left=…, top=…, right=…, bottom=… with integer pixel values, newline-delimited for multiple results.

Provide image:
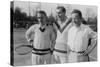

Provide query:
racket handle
left=29, top=40, right=33, bottom=45
left=50, top=49, right=54, bottom=55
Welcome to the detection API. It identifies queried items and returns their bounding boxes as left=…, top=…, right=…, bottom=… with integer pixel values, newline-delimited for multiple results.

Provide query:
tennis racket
left=15, top=44, right=33, bottom=55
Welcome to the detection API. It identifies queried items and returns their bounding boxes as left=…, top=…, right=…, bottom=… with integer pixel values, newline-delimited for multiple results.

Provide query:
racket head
left=15, top=45, right=33, bottom=55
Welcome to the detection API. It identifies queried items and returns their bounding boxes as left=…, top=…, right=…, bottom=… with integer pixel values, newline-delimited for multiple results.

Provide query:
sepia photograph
left=10, top=1, right=97, bottom=66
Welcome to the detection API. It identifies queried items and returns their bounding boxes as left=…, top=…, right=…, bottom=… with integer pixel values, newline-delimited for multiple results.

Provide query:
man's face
left=56, top=9, right=65, bottom=19
left=37, top=13, right=46, bottom=24
left=37, top=13, right=43, bottom=22
left=71, top=13, right=81, bottom=25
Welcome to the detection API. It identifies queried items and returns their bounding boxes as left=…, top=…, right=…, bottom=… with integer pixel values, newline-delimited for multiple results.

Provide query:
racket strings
left=15, top=45, right=33, bottom=55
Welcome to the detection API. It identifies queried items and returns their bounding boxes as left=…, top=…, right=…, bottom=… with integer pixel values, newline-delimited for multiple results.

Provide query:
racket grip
left=50, top=49, right=54, bottom=55
left=29, top=39, right=33, bottom=44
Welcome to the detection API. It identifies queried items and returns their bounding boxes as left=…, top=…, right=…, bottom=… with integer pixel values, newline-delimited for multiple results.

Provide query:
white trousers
left=53, top=51, right=68, bottom=64
left=32, top=53, right=52, bottom=65
left=67, top=52, right=89, bottom=63
left=53, top=51, right=89, bottom=63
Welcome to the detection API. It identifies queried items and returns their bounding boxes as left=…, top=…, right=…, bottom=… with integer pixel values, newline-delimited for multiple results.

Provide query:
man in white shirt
left=26, top=11, right=57, bottom=65
left=53, top=6, right=72, bottom=63
left=67, top=9, right=97, bottom=62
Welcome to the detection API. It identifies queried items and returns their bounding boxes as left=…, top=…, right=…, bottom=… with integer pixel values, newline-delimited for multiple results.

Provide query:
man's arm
left=25, top=25, right=35, bottom=44
left=50, top=27, right=57, bottom=52
left=83, top=27, right=97, bottom=55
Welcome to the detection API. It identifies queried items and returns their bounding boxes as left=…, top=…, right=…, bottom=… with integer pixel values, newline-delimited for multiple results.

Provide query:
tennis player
left=26, top=10, right=57, bottom=65
left=67, top=9, right=97, bottom=62
left=53, top=6, right=72, bottom=63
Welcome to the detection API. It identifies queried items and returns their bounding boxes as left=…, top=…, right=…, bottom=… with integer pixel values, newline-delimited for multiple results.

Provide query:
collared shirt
left=67, top=23, right=97, bottom=52
left=26, top=24, right=56, bottom=49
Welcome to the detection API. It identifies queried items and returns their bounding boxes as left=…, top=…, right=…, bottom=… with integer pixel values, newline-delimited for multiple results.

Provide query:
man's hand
left=82, top=39, right=97, bottom=56
left=81, top=50, right=89, bottom=56
left=50, top=41, right=56, bottom=55
left=66, top=45, right=71, bottom=54
left=29, top=39, right=33, bottom=45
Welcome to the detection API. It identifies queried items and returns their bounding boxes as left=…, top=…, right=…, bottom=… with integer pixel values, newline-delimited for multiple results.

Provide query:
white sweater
left=26, top=24, right=56, bottom=49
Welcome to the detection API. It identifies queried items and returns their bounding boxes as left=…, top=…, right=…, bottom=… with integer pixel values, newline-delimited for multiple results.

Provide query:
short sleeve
left=88, top=27, right=97, bottom=40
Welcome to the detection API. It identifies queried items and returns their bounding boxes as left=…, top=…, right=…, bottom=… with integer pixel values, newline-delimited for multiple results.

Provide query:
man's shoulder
left=81, top=24, right=92, bottom=31
left=66, top=16, right=72, bottom=22
left=47, top=25, right=56, bottom=32
left=30, top=24, right=39, bottom=28
left=82, top=24, right=90, bottom=28
left=65, top=17, right=72, bottom=27
left=47, top=25, right=54, bottom=30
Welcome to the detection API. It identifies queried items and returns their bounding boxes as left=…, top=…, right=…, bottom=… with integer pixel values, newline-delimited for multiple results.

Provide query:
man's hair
left=57, top=6, right=66, bottom=13
left=36, top=10, right=47, bottom=17
left=71, top=9, right=82, bottom=18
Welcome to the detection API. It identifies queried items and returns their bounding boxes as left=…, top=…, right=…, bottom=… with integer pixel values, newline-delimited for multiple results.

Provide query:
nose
left=58, top=13, right=62, bottom=17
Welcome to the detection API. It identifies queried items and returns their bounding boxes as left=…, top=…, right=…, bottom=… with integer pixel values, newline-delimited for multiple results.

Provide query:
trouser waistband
left=70, top=50, right=85, bottom=54
left=32, top=51, right=51, bottom=55
left=32, top=47, right=53, bottom=55
left=33, top=47, right=51, bottom=51
left=54, top=49, right=67, bottom=53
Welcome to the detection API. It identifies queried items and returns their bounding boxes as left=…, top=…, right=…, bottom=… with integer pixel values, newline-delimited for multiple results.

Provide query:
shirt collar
left=73, top=22, right=84, bottom=30
left=38, top=23, right=49, bottom=29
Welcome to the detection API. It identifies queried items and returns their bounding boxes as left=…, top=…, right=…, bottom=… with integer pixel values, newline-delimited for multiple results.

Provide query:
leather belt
left=54, top=49, right=67, bottom=53
left=32, top=51, right=51, bottom=55
left=33, top=47, right=51, bottom=51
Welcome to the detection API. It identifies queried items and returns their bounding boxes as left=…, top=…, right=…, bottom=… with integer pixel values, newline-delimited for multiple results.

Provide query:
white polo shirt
left=26, top=24, right=56, bottom=49
left=67, top=23, right=97, bottom=52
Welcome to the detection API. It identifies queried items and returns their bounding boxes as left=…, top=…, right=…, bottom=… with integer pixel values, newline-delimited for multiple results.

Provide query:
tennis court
left=13, top=28, right=97, bottom=66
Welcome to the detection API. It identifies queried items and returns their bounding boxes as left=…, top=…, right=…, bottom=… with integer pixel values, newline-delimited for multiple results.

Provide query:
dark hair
left=57, top=6, right=66, bottom=13
left=71, top=9, right=82, bottom=18
left=36, top=10, right=48, bottom=23
left=36, top=10, right=47, bottom=17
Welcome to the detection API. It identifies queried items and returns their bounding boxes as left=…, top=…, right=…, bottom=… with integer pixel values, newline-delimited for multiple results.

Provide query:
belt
left=33, top=47, right=51, bottom=51
left=32, top=51, right=51, bottom=55
left=32, top=47, right=52, bottom=55
left=70, top=50, right=85, bottom=54
left=54, top=49, right=67, bottom=53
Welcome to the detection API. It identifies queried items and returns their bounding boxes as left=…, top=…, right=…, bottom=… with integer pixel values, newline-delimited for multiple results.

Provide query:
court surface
left=13, top=28, right=97, bottom=66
